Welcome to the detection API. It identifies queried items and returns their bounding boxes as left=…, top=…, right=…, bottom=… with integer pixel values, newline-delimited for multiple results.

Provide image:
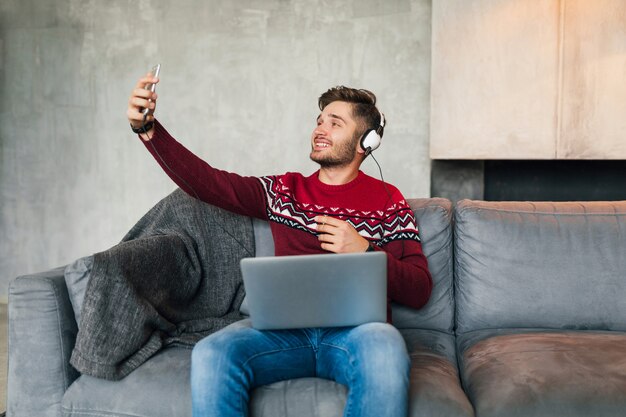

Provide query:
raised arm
left=126, top=73, right=268, bottom=219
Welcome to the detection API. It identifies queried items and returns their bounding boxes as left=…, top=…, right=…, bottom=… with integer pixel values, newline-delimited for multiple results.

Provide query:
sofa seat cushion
left=62, top=329, right=471, bottom=417
left=62, top=346, right=346, bottom=417
left=62, top=347, right=193, bottom=417
left=402, top=329, right=474, bottom=417
left=458, top=330, right=626, bottom=417
left=250, top=378, right=346, bottom=417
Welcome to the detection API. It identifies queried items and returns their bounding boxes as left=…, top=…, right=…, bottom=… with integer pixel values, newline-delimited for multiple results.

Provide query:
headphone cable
left=369, top=151, right=406, bottom=259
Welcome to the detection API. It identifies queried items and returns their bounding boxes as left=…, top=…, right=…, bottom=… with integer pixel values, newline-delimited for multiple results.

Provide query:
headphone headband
left=377, top=112, right=386, bottom=135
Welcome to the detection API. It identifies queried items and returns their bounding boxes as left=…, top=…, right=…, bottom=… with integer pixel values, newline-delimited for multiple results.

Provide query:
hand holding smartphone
left=127, top=64, right=161, bottom=137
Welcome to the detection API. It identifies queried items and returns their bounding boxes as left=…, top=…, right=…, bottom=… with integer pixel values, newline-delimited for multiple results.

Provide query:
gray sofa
left=7, top=197, right=626, bottom=417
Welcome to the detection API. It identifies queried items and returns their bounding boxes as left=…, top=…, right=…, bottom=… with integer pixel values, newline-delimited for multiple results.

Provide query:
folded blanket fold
left=70, top=188, right=255, bottom=380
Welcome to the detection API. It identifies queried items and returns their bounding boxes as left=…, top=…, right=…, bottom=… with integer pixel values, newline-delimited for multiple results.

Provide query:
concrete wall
left=0, top=0, right=432, bottom=297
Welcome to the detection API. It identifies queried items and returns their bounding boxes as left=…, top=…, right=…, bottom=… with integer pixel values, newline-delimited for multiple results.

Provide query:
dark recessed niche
left=484, top=160, right=626, bottom=201
left=431, top=160, right=626, bottom=202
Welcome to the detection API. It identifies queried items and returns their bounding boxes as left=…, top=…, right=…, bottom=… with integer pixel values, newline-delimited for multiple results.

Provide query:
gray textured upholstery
left=61, top=330, right=471, bottom=417
left=454, top=200, right=626, bottom=417
left=251, top=378, right=347, bottom=417
left=239, top=218, right=276, bottom=315
left=454, top=200, right=626, bottom=334
left=392, top=198, right=455, bottom=333
left=62, top=348, right=192, bottom=417
left=63, top=256, right=93, bottom=325
left=252, top=217, right=275, bottom=257
left=402, top=329, right=473, bottom=417
left=63, top=345, right=347, bottom=417
left=8, top=267, right=80, bottom=417
left=457, top=329, right=626, bottom=417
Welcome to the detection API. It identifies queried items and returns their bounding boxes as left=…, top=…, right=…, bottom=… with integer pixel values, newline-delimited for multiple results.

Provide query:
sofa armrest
left=8, top=266, right=80, bottom=417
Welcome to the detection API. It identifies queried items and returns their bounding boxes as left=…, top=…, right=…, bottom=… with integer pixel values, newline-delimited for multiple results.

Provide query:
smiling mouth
left=314, top=139, right=331, bottom=150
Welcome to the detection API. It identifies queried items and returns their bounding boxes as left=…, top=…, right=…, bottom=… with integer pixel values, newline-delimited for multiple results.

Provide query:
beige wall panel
left=559, top=0, right=626, bottom=159
left=431, top=0, right=559, bottom=159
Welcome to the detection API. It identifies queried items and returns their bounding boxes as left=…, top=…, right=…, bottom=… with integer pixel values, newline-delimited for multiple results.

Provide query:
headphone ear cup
left=360, top=129, right=382, bottom=153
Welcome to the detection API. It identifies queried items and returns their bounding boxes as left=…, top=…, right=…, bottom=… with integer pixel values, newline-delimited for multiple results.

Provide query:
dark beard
left=309, top=137, right=359, bottom=168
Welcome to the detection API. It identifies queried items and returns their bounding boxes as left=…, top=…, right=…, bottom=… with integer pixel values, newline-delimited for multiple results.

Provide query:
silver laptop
left=240, top=252, right=387, bottom=330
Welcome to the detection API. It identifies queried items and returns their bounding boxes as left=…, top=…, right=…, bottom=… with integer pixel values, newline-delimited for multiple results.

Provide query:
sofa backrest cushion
left=252, top=199, right=455, bottom=333
left=392, top=198, right=455, bottom=332
left=454, top=200, right=626, bottom=334
left=253, top=218, right=275, bottom=257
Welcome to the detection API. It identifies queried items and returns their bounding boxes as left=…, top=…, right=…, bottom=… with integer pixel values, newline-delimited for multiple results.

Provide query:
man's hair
left=318, top=86, right=385, bottom=140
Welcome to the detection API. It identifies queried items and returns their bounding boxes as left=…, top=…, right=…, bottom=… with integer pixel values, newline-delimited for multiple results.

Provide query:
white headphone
left=360, top=111, right=385, bottom=156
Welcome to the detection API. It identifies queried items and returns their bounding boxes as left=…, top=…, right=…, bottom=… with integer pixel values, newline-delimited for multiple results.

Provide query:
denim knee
left=191, top=326, right=253, bottom=416
left=191, top=326, right=246, bottom=376
left=349, top=323, right=410, bottom=383
left=191, top=335, right=220, bottom=372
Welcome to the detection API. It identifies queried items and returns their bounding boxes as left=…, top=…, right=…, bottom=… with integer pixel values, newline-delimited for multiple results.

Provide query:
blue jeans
left=191, top=319, right=410, bottom=417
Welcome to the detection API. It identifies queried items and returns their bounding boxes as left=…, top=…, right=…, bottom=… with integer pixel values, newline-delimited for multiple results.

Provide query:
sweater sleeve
left=138, top=120, right=268, bottom=220
left=375, top=239, right=433, bottom=310
left=372, top=192, right=433, bottom=310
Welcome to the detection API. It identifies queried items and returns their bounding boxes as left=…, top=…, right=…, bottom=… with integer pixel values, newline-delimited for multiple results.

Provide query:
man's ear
left=355, top=130, right=366, bottom=155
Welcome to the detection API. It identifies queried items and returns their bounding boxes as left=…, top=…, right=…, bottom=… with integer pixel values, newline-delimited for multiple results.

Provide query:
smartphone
left=142, top=63, right=161, bottom=116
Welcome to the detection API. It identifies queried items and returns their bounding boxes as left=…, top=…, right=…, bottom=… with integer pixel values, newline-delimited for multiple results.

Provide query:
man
left=127, top=72, right=432, bottom=417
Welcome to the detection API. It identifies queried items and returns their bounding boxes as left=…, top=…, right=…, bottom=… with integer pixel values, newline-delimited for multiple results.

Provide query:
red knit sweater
left=141, top=121, right=433, bottom=319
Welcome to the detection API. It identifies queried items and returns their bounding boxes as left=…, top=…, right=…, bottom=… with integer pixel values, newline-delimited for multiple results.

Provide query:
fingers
left=128, top=75, right=159, bottom=126
left=127, top=108, right=155, bottom=124
left=134, top=74, right=160, bottom=90
left=318, top=238, right=338, bottom=254
left=317, top=230, right=348, bottom=253
left=132, top=87, right=157, bottom=100
left=315, top=216, right=353, bottom=239
left=315, top=215, right=341, bottom=228
left=129, top=95, right=157, bottom=109
left=316, top=215, right=351, bottom=234
left=316, top=215, right=336, bottom=252
left=319, top=242, right=334, bottom=252
left=127, top=99, right=155, bottom=120
left=315, top=215, right=370, bottom=253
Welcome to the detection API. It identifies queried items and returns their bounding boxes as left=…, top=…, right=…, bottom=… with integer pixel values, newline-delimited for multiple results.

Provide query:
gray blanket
left=69, top=188, right=255, bottom=380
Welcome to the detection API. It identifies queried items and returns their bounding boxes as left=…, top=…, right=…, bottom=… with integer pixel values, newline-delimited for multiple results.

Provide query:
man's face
left=310, top=101, right=361, bottom=168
